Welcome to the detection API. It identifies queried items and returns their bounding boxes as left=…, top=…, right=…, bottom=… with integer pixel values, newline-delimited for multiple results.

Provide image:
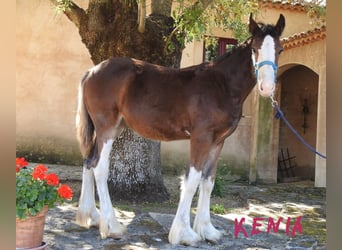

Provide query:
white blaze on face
left=257, top=35, right=276, bottom=97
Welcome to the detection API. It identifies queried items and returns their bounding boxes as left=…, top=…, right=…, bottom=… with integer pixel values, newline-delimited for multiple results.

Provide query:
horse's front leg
left=193, top=178, right=223, bottom=243
left=169, top=134, right=220, bottom=246
left=169, top=166, right=202, bottom=246
left=93, top=139, right=126, bottom=239
left=193, top=142, right=224, bottom=244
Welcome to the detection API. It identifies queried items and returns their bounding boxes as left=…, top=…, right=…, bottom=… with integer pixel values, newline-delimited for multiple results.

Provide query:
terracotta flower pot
left=16, top=206, right=49, bottom=249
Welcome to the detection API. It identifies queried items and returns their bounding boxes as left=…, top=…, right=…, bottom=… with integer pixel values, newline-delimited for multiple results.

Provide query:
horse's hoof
left=194, top=223, right=223, bottom=244
left=169, top=225, right=201, bottom=246
left=76, top=208, right=100, bottom=228
left=100, top=221, right=127, bottom=239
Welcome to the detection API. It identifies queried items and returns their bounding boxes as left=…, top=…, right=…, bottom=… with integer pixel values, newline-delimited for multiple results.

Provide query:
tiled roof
left=259, top=0, right=308, bottom=12
left=281, top=25, right=326, bottom=49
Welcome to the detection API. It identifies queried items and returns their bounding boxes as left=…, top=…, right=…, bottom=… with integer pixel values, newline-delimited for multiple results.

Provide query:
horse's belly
left=136, top=127, right=189, bottom=141
left=123, top=115, right=190, bottom=141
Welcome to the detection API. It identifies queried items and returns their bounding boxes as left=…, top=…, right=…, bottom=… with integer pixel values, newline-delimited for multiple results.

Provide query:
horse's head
left=249, top=14, right=285, bottom=97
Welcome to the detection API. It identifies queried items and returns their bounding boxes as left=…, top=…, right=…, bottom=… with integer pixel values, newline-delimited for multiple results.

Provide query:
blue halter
left=254, top=60, right=278, bottom=83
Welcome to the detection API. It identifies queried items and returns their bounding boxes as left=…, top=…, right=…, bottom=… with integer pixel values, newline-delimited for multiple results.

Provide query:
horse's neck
left=213, top=45, right=256, bottom=103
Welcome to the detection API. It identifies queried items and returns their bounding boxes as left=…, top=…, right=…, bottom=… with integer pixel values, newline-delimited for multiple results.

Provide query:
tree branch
left=176, top=0, right=214, bottom=33
left=48, top=0, right=87, bottom=29
left=137, top=0, right=146, bottom=33
left=192, top=0, right=213, bottom=13
left=151, top=0, right=172, bottom=15
left=164, top=0, right=214, bottom=51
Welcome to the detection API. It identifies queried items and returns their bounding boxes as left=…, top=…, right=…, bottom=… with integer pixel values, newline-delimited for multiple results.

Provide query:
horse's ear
left=275, top=14, right=286, bottom=36
left=249, top=13, right=261, bottom=35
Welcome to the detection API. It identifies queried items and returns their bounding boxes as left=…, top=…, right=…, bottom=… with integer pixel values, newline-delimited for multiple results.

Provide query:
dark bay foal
left=75, top=14, right=285, bottom=246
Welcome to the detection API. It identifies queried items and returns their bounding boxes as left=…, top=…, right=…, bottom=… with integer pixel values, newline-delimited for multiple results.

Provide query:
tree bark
left=108, top=129, right=168, bottom=202
left=151, top=0, right=172, bottom=15
left=51, top=0, right=183, bottom=201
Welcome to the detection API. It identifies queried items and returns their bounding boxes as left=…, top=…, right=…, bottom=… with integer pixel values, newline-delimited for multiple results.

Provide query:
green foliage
left=306, top=2, right=326, bottom=26
left=16, top=160, right=73, bottom=220
left=17, top=168, right=51, bottom=219
left=210, top=203, right=227, bottom=214
left=168, top=0, right=325, bottom=50
left=212, top=160, right=233, bottom=197
left=203, top=36, right=236, bottom=62
left=55, top=0, right=72, bottom=13
left=171, top=0, right=259, bottom=45
left=212, top=173, right=224, bottom=197
left=54, top=0, right=326, bottom=50
left=209, top=0, right=258, bottom=41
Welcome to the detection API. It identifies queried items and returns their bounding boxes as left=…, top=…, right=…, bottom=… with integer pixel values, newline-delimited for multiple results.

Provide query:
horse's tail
left=76, top=70, right=95, bottom=163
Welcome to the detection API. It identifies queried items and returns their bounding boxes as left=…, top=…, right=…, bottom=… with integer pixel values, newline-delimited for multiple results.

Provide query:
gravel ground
left=34, top=164, right=326, bottom=250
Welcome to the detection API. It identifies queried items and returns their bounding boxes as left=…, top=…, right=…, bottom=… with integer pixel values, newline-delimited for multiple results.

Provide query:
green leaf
left=28, top=208, right=37, bottom=216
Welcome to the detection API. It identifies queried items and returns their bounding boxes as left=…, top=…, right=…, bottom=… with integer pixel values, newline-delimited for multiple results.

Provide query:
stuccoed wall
left=279, top=66, right=318, bottom=180
left=16, top=0, right=254, bottom=177
left=16, top=1, right=325, bottom=186
left=16, top=0, right=92, bottom=164
left=278, top=39, right=326, bottom=187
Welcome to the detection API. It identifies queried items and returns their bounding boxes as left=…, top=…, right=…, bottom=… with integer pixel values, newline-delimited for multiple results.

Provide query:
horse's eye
left=252, top=48, right=256, bottom=53
left=278, top=48, right=284, bottom=55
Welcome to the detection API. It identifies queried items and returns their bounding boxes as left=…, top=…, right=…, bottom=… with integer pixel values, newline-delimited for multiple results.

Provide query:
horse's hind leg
left=76, top=113, right=126, bottom=239
left=76, top=134, right=126, bottom=239
left=93, top=136, right=126, bottom=239
left=169, top=166, right=202, bottom=246
left=76, top=167, right=100, bottom=228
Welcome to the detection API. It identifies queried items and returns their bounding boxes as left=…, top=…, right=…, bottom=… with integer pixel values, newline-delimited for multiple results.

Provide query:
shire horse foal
left=75, top=14, right=285, bottom=246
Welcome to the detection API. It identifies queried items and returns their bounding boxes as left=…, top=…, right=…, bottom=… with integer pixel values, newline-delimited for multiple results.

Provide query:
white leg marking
left=169, top=167, right=202, bottom=246
left=194, top=177, right=223, bottom=243
left=76, top=167, right=100, bottom=227
left=93, top=139, right=126, bottom=239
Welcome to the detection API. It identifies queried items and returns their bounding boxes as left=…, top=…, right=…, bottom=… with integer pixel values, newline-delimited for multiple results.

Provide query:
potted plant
left=16, top=157, right=73, bottom=249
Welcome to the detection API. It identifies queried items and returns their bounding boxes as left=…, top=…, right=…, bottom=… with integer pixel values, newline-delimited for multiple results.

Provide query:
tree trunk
left=108, top=129, right=168, bottom=202
left=58, top=0, right=183, bottom=201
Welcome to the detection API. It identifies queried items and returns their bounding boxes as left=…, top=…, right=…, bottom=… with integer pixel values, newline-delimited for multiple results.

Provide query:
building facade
left=16, top=0, right=326, bottom=186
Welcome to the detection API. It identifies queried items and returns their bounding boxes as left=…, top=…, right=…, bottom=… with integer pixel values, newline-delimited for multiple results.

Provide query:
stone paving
left=39, top=164, right=326, bottom=250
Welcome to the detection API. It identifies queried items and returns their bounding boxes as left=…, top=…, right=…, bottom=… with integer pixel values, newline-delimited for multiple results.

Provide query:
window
left=203, top=37, right=238, bottom=62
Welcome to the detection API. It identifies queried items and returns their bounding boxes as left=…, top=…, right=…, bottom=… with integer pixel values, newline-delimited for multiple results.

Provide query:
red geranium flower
left=16, top=157, right=74, bottom=220
left=16, top=157, right=28, bottom=167
left=16, top=157, right=28, bottom=172
left=32, top=164, right=48, bottom=180
left=58, top=184, right=73, bottom=200
left=45, top=173, right=60, bottom=186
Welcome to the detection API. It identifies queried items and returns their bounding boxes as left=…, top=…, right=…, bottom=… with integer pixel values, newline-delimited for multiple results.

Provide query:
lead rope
left=270, top=95, right=327, bottom=159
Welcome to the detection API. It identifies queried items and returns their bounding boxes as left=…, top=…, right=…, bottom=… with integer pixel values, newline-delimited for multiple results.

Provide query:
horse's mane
left=212, top=38, right=252, bottom=65
left=212, top=22, right=279, bottom=65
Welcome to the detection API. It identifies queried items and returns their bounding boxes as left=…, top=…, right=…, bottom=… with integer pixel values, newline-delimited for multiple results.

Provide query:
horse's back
left=82, top=58, right=137, bottom=109
left=82, top=56, right=236, bottom=141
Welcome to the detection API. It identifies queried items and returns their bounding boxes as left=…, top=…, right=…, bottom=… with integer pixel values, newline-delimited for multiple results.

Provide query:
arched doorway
left=278, top=65, right=319, bottom=182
